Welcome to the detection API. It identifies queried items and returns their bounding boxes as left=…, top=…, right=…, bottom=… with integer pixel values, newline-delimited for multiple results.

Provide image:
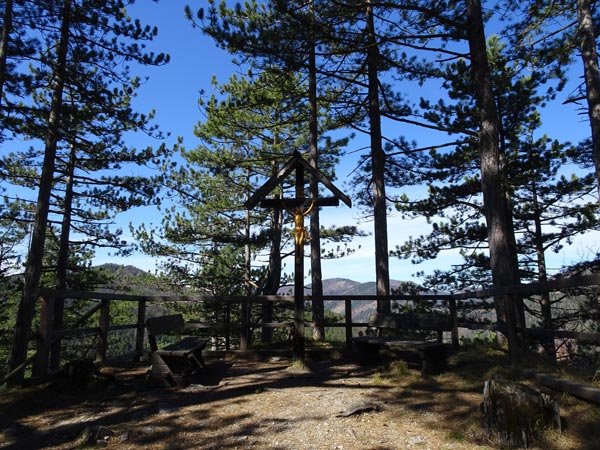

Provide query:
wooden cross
left=246, top=151, right=351, bottom=361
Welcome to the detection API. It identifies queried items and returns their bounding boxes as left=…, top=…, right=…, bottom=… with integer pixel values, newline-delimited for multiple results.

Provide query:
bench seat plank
left=155, top=337, right=207, bottom=358
left=146, top=314, right=207, bottom=388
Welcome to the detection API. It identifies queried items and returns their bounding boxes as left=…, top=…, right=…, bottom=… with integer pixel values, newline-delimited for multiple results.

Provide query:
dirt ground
left=0, top=348, right=599, bottom=450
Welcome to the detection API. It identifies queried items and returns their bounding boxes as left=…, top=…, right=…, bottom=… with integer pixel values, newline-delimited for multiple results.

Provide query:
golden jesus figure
left=292, top=200, right=315, bottom=245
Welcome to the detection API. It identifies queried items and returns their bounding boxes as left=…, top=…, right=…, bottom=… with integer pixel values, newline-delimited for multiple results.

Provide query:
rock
left=118, top=430, right=130, bottom=442
left=158, top=402, right=178, bottom=414
left=481, top=378, right=561, bottom=448
left=79, top=425, right=114, bottom=446
left=65, top=359, right=96, bottom=388
left=336, top=401, right=382, bottom=417
left=407, top=436, right=425, bottom=445
left=94, top=425, right=114, bottom=441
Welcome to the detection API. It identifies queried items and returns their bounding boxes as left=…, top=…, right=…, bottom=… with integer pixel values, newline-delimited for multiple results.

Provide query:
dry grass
left=0, top=345, right=599, bottom=450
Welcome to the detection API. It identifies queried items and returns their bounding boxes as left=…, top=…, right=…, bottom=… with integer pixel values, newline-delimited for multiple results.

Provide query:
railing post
left=240, top=299, right=249, bottom=351
left=449, top=297, right=459, bottom=349
left=96, top=299, right=110, bottom=363
left=225, top=304, right=231, bottom=351
left=345, top=299, right=353, bottom=347
left=135, top=298, right=146, bottom=361
left=33, top=293, right=54, bottom=377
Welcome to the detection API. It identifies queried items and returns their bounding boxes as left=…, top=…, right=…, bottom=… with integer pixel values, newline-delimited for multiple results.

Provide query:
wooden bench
left=146, top=314, right=207, bottom=387
left=353, top=312, right=453, bottom=374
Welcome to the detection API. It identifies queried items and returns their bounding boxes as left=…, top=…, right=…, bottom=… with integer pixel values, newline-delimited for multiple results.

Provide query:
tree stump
left=481, top=379, right=561, bottom=448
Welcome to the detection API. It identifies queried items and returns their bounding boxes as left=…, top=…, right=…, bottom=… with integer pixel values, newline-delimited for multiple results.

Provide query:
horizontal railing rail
left=22, top=272, right=600, bottom=381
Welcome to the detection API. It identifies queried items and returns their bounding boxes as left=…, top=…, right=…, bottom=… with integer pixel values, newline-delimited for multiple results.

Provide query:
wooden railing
left=29, top=272, right=600, bottom=378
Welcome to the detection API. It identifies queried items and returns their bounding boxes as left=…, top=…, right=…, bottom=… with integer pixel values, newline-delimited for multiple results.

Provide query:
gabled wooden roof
left=245, top=151, right=352, bottom=209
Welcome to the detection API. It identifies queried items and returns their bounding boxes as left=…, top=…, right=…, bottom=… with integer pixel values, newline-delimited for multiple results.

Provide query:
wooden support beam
left=96, top=299, right=110, bottom=363
left=259, top=197, right=340, bottom=208
left=522, top=370, right=600, bottom=404
left=345, top=299, right=353, bottom=346
left=135, top=298, right=146, bottom=360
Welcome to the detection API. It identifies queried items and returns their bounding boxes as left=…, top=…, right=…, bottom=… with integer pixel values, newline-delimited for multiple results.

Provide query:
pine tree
left=190, top=1, right=359, bottom=335
left=5, top=0, right=169, bottom=383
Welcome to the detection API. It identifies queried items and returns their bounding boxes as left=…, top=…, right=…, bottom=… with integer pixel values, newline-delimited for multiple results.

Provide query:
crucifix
left=246, top=151, right=351, bottom=361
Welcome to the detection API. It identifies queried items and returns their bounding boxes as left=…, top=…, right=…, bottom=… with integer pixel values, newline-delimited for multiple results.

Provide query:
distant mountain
left=96, top=263, right=149, bottom=278
left=93, top=265, right=403, bottom=322
left=318, top=278, right=408, bottom=322
left=93, top=263, right=167, bottom=296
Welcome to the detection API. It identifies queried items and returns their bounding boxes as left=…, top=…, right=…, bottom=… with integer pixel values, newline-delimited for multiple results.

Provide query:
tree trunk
left=308, top=0, right=325, bottom=341
left=366, top=0, right=390, bottom=312
left=531, top=184, right=556, bottom=362
left=262, top=191, right=283, bottom=343
left=482, top=378, right=561, bottom=448
left=0, top=0, right=12, bottom=106
left=577, top=0, right=600, bottom=200
left=465, top=0, right=520, bottom=364
left=241, top=173, right=252, bottom=351
left=8, top=0, right=71, bottom=385
left=50, top=143, right=77, bottom=371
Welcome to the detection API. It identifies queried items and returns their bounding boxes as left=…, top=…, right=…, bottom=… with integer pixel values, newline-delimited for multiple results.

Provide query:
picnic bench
left=145, top=314, right=207, bottom=387
left=353, top=312, right=454, bottom=374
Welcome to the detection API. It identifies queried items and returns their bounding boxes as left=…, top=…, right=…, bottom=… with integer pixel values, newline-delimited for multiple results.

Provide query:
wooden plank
left=293, top=154, right=352, bottom=207
left=107, top=324, right=137, bottom=332
left=457, top=321, right=507, bottom=332
left=519, top=327, right=600, bottom=343
left=245, top=151, right=352, bottom=209
left=72, top=302, right=103, bottom=327
left=96, top=299, right=110, bottom=363
left=33, top=294, right=54, bottom=377
left=135, top=299, right=146, bottom=359
left=260, top=197, right=340, bottom=208
left=449, top=298, right=459, bottom=348
left=345, top=299, right=353, bottom=346
left=244, top=154, right=299, bottom=209
left=522, top=370, right=600, bottom=404
left=452, top=273, right=600, bottom=300
left=369, top=313, right=452, bottom=331
left=146, top=314, right=185, bottom=336
left=52, top=327, right=101, bottom=338
left=319, top=294, right=454, bottom=302
left=37, top=288, right=294, bottom=304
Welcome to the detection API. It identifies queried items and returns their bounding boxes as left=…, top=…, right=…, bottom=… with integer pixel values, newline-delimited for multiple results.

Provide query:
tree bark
left=49, top=143, right=77, bottom=371
left=465, top=0, right=520, bottom=364
left=577, top=0, right=600, bottom=200
left=8, top=0, right=71, bottom=384
left=482, top=378, right=561, bottom=448
left=0, top=0, right=12, bottom=106
left=262, top=177, right=283, bottom=342
left=366, top=0, right=390, bottom=311
left=531, top=184, right=556, bottom=361
left=308, top=0, right=325, bottom=341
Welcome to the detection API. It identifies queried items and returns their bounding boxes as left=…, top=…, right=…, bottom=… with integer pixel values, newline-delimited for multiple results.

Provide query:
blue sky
left=98, top=0, right=600, bottom=284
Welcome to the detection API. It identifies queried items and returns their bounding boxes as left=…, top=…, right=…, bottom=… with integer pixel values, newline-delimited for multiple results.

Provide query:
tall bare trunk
left=308, top=0, right=325, bottom=341
left=49, top=143, right=77, bottom=371
left=366, top=0, right=390, bottom=312
left=577, top=0, right=600, bottom=200
left=0, top=0, right=13, bottom=106
left=530, top=185, right=556, bottom=361
left=465, top=0, right=520, bottom=364
left=262, top=184, right=283, bottom=342
left=8, top=0, right=72, bottom=384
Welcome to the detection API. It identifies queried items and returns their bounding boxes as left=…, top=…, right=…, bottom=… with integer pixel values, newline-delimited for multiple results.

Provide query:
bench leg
left=188, top=351, right=205, bottom=370
left=419, top=347, right=448, bottom=375
left=354, top=341, right=382, bottom=362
